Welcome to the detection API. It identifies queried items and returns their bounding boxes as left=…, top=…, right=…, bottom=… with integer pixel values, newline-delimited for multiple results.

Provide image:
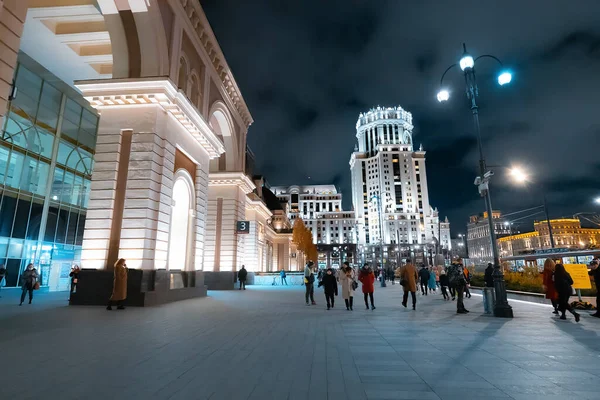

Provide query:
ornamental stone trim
left=75, top=78, right=225, bottom=159
left=178, top=0, right=253, bottom=128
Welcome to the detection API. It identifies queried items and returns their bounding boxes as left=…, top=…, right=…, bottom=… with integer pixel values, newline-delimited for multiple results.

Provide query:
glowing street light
left=595, top=197, right=600, bottom=205
left=498, top=71, right=512, bottom=85
left=437, top=89, right=450, bottom=102
left=508, top=165, right=556, bottom=249
left=459, top=49, right=474, bottom=71
left=509, top=166, right=528, bottom=184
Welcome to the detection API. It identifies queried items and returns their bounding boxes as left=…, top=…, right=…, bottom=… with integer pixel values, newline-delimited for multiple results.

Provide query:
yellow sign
left=564, top=264, right=592, bottom=289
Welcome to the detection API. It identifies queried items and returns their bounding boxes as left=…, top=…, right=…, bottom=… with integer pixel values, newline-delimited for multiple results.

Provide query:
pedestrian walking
left=439, top=269, right=450, bottom=300
left=0, top=263, right=6, bottom=297
left=358, top=264, right=376, bottom=310
left=339, top=261, right=355, bottom=310
left=435, top=267, right=440, bottom=288
left=463, top=265, right=472, bottom=298
left=399, top=259, right=418, bottom=310
left=304, top=261, right=316, bottom=305
left=588, top=260, right=600, bottom=318
left=238, top=265, right=248, bottom=290
left=107, top=258, right=127, bottom=310
left=447, top=258, right=469, bottom=314
left=280, top=269, right=288, bottom=285
left=19, top=263, right=39, bottom=306
left=69, top=265, right=80, bottom=300
left=418, top=265, right=430, bottom=295
left=484, top=263, right=494, bottom=288
left=542, top=258, right=559, bottom=314
left=428, top=267, right=437, bottom=293
left=554, top=263, right=580, bottom=322
left=322, top=267, right=338, bottom=310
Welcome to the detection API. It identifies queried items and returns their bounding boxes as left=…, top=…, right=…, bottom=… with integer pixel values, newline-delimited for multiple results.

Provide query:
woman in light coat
left=339, top=262, right=355, bottom=310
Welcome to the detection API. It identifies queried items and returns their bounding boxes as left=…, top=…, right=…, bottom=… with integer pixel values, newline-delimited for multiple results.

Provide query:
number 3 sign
left=237, top=221, right=250, bottom=234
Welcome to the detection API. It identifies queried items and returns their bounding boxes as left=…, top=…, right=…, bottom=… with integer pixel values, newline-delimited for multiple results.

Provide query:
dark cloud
left=540, top=31, right=600, bottom=61
left=203, top=0, right=600, bottom=234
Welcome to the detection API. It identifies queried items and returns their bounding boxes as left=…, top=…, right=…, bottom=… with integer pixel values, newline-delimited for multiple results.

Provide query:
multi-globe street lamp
left=508, top=166, right=556, bottom=249
left=437, top=43, right=513, bottom=318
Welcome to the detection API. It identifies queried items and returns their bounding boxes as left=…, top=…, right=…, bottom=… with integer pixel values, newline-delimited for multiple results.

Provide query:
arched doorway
left=168, top=170, right=195, bottom=270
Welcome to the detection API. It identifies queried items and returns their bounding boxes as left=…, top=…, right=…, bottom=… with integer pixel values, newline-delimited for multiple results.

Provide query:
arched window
left=178, top=56, right=188, bottom=91
left=168, top=170, right=195, bottom=270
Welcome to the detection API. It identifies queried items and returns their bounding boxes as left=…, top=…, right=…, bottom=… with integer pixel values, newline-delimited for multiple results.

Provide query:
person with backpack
left=321, top=267, right=338, bottom=310
left=418, top=265, right=430, bottom=295
left=447, top=258, right=469, bottom=314
left=554, top=263, right=580, bottom=322
left=304, top=261, right=316, bottom=306
left=358, top=264, right=376, bottom=310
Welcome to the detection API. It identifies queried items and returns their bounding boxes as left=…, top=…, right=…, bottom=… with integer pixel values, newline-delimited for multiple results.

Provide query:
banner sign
left=564, top=264, right=592, bottom=289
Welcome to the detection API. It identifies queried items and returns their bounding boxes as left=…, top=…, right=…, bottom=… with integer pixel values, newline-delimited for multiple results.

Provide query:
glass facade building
left=0, top=53, right=98, bottom=291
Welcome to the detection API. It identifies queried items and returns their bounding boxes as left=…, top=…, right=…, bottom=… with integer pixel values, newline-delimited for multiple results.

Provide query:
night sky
left=202, top=0, right=600, bottom=234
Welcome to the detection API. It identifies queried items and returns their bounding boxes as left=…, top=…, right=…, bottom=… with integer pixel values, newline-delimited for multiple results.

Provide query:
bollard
left=482, top=287, right=495, bottom=315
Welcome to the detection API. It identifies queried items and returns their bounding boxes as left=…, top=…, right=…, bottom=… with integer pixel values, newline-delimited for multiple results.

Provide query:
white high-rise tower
left=349, top=106, right=450, bottom=263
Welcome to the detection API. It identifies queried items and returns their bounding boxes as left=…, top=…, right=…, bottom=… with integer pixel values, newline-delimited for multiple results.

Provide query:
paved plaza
left=0, top=285, right=599, bottom=400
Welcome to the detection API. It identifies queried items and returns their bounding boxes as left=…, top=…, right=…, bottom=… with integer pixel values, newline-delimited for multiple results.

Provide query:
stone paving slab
left=0, top=285, right=599, bottom=400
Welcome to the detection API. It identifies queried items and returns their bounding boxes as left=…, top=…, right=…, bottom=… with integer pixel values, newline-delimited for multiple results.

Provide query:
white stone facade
left=272, top=185, right=357, bottom=245
left=349, top=106, right=451, bottom=251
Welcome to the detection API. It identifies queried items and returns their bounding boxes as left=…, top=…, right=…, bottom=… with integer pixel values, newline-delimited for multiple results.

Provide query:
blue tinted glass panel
left=0, top=145, right=9, bottom=184
left=57, top=140, right=75, bottom=167
left=80, top=108, right=98, bottom=136
left=5, top=150, right=25, bottom=190
left=50, top=167, right=64, bottom=201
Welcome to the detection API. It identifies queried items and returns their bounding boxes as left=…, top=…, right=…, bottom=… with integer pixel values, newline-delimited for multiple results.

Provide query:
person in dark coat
left=19, top=263, right=39, bottom=306
left=321, top=267, right=338, bottom=310
left=69, top=265, right=80, bottom=300
left=107, top=258, right=127, bottom=310
left=439, top=269, right=450, bottom=300
left=418, top=265, right=430, bottom=295
left=238, top=265, right=248, bottom=290
left=484, top=263, right=494, bottom=288
left=358, top=264, right=376, bottom=310
left=554, top=263, right=580, bottom=322
left=588, top=260, right=600, bottom=318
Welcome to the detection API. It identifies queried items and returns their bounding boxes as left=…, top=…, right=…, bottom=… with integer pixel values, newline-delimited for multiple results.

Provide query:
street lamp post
left=437, top=43, right=513, bottom=318
left=370, top=194, right=386, bottom=287
left=509, top=167, right=556, bottom=249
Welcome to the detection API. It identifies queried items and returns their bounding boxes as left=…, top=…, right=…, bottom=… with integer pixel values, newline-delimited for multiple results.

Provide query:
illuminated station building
left=0, top=0, right=296, bottom=301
